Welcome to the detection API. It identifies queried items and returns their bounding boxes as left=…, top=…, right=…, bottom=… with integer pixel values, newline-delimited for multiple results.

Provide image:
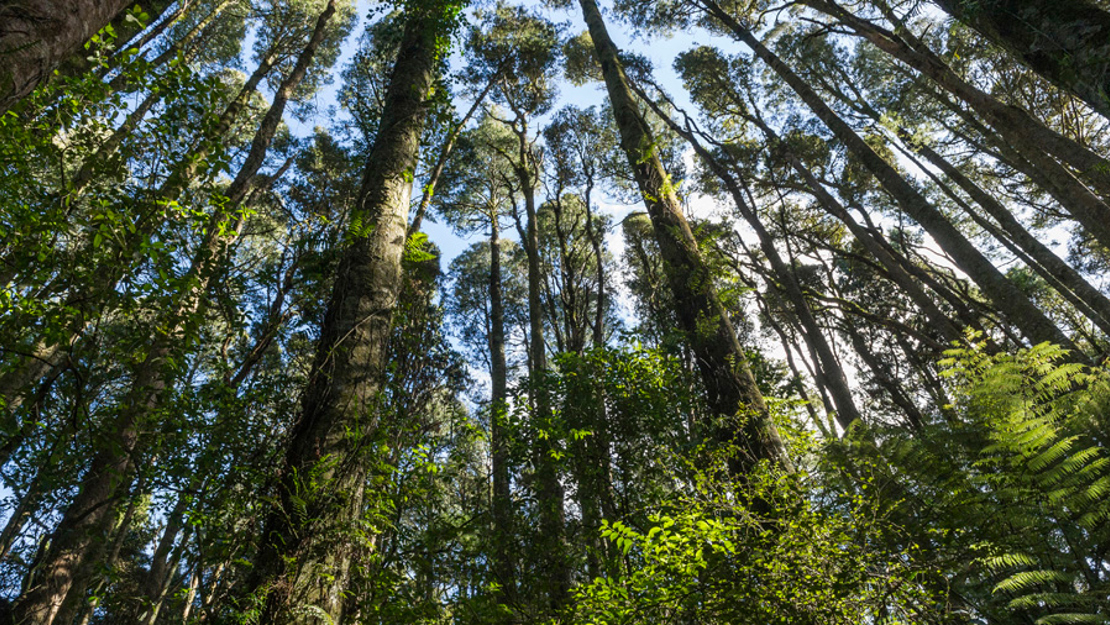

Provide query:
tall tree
left=576, top=0, right=791, bottom=473
left=237, top=0, right=459, bottom=620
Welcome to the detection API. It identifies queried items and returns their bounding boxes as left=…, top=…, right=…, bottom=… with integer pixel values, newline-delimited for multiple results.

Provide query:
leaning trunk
left=932, top=0, right=1110, bottom=120
left=579, top=0, right=790, bottom=472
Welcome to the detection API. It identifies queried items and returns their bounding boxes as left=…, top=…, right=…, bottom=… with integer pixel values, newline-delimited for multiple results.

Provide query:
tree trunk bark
left=239, top=3, right=442, bottom=621
left=487, top=216, right=516, bottom=616
left=579, top=0, right=791, bottom=473
left=0, top=0, right=134, bottom=113
left=932, top=0, right=1110, bottom=119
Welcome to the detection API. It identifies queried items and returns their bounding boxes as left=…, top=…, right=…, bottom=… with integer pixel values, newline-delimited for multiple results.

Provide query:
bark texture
left=0, top=0, right=134, bottom=113
left=240, top=4, right=441, bottom=621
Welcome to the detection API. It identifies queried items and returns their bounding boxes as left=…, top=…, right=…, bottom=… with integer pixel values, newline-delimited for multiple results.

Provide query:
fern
left=882, top=340, right=1110, bottom=624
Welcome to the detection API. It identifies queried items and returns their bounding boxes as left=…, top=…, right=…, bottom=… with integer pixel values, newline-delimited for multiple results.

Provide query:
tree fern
left=928, top=341, right=1110, bottom=624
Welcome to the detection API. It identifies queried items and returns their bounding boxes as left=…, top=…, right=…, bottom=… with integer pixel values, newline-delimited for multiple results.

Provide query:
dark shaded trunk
left=932, top=0, right=1110, bottom=119
left=826, top=80, right=1110, bottom=340
left=843, top=323, right=926, bottom=432
left=703, top=1, right=1081, bottom=356
left=239, top=3, right=442, bottom=621
left=137, top=492, right=193, bottom=625
left=0, top=0, right=133, bottom=113
left=580, top=0, right=790, bottom=472
left=55, top=0, right=179, bottom=84
left=487, top=217, right=515, bottom=614
left=900, top=137, right=1110, bottom=339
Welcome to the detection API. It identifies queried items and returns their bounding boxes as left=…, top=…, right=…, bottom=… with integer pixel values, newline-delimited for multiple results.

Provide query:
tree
left=236, top=0, right=461, bottom=620
left=932, top=0, right=1110, bottom=120
left=576, top=0, right=791, bottom=474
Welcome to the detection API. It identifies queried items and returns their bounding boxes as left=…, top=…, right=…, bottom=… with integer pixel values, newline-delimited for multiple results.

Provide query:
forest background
left=1, top=0, right=1110, bottom=623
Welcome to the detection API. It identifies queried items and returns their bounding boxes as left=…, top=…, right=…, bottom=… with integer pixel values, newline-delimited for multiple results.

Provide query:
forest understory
left=2, top=0, right=1110, bottom=623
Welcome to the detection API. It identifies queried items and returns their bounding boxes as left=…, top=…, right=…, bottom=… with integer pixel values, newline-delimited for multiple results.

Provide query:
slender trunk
left=518, top=141, right=571, bottom=611
left=703, top=1, right=1081, bottom=355
left=900, top=137, right=1110, bottom=337
left=409, top=77, right=496, bottom=235
left=579, top=0, right=790, bottom=472
left=240, top=4, right=442, bottom=621
left=583, top=181, right=605, bottom=347
left=844, top=323, right=926, bottom=431
left=69, top=85, right=162, bottom=197
left=931, top=0, right=1110, bottom=119
left=117, top=0, right=193, bottom=61
left=105, top=0, right=234, bottom=94
left=181, top=564, right=200, bottom=622
left=138, top=494, right=193, bottom=625
left=487, top=217, right=515, bottom=613
left=834, top=85, right=1110, bottom=338
left=0, top=0, right=134, bottom=113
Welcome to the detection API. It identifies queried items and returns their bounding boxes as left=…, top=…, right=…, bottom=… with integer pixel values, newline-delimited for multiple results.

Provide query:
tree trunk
left=579, top=0, right=791, bottom=473
left=515, top=133, right=571, bottom=611
left=703, top=0, right=1081, bottom=356
left=408, top=77, right=496, bottom=236
left=55, top=0, right=179, bottom=84
left=487, top=216, right=516, bottom=616
left=932, top=0, right=1110, bottom=119
left=238, top=3, right=442, bottom=621
left=0, top=0, right=134, bottom=113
